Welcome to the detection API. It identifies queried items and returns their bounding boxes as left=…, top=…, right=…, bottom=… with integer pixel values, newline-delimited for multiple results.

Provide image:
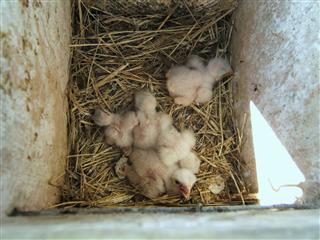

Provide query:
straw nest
left=60, top=0, right=256, bottom=208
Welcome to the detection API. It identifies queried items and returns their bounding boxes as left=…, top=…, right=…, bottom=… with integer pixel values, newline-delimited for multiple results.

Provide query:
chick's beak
left=179, top=184, right=190, bottom=200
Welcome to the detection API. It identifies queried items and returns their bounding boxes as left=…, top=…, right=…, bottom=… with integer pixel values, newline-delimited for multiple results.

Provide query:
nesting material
left=208, top=175, right=225, bottom=194
left=115, top=157, right=128, bottom=180
left=61, top=0, right=257, bottom=208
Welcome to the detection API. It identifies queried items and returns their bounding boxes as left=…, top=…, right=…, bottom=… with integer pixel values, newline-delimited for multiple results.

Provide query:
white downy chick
left=133, top=112, right=158, bottom=149
left=135, top=90, right=157, bottom=117
left=167, top=168, right=197, bottom=199
left=206, top=57, right=233, bottom=83
left=93, top=109, right=138, bottom=151
left=105, top=111, right=138, bottom=152
left=166, top=65, right=203, bottom=106
left=133, top=91, right=159, bottom=149
left=187, top=56, right=233, bottom=104
left=158, top=128, right=196, bottom=167
left=126, top=149, right=169, bottom=198
left=157, top=112, right=173, bottom=132
left=133, top=111, right=173, bottom=149
left=187, top=55, right=215, bottom=104
left=179, top=151, right=201, bottom=174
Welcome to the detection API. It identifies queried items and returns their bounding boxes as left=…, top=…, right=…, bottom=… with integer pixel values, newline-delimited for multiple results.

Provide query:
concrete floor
left=2, top=208, right=319, bottom=239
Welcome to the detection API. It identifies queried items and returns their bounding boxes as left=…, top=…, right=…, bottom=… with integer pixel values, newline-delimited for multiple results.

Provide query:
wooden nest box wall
left=1, top=0, right=319, bottom=217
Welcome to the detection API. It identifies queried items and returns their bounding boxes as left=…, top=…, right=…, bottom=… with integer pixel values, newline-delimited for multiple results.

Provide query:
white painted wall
left=3, top=209, right=320, bottom=239
left=0, top=0, right=71, bottom=215
left=0, top=2, right=319, bottom=240
left=231, top=0, right=320, bottom=204
left=0, top=0, right=319, bottom=220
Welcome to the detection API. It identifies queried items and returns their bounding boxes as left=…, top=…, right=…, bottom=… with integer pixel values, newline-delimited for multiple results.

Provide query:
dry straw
left=60, top=0, right=256, bottom=208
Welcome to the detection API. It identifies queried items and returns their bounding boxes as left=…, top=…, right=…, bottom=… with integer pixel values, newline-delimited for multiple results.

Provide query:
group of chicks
left=93, top=91, right=200, bottom=199
left=93, top=55, right=232, bottom=200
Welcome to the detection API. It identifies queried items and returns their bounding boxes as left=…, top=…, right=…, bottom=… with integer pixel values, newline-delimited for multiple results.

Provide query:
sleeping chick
left=178, top=151, right=201, bottom=174
left=186, top=55, right=233, bottom=104
left=133, top=91, right=159, bottom=149
left=157, top=112, right=173, bottom=132
left=166, top=65, right=203, bottom=106
left=135, top=90, right=157, bottom=117
left=126, top=149, right=197, bottom=200
left=133, top=91, right=175, bottom=149
left=133, top=111, right=173, bottom=149
left=92, top=109, right=138, bottom=153
left=126, top=148, right=170, bottom=198
left=197, top=57, right=232, bottom=104
left=158, top=128, right=196, bottom=167
left=187, top=55, right=215, bottom=104
left=133, top=112, right=158, bottom=149
left=167, top=168, right=197, bottom=199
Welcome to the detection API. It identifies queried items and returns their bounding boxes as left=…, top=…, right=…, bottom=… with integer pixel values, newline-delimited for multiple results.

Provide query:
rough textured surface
left=230, top=0, right=320, bottom=203
left=0, top=0, right=71, bottom=215
left=3, top=209, right=320, bottom=239
left=0, top=0, right=319, bottom=219
left=82, top=0, right=236, bottom=9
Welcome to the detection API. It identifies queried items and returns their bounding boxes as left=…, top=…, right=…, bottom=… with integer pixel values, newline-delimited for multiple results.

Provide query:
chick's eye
left=175, top=180, right=180, bottom=185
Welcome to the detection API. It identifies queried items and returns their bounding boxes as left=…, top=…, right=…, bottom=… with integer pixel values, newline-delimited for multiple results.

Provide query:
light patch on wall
left=250, top=101, right=305, bottom=205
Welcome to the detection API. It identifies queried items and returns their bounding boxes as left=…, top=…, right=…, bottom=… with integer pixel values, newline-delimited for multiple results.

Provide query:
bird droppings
left=34, top=132, right=38, bottom=142
left=60, top=0, right=257, bottom=208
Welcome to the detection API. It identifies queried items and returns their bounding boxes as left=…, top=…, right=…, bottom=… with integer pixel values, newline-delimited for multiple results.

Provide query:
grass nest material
left=60, top=0, right=256, bottom=208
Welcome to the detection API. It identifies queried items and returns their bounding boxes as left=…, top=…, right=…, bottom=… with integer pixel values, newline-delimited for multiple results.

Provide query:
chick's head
left=171, top=168, right=197, bottom=199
